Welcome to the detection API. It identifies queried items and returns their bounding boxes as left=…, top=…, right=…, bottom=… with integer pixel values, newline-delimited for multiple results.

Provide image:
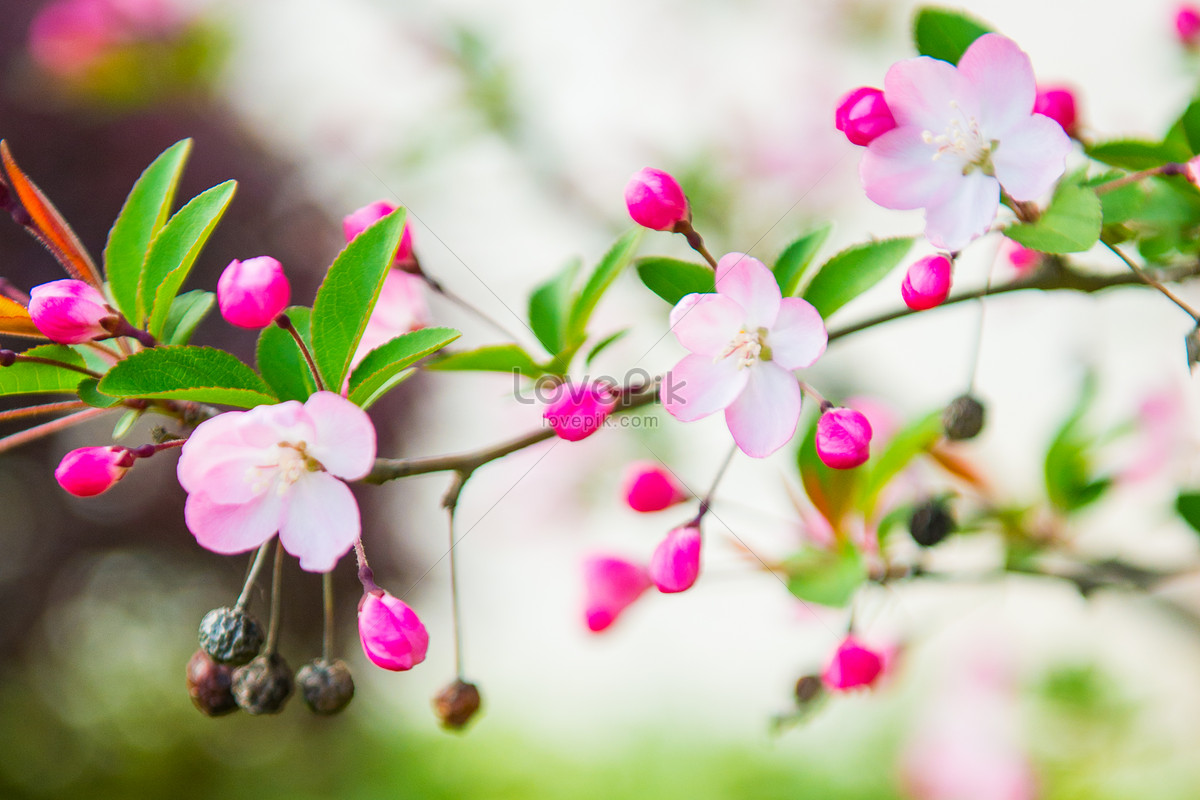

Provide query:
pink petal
left=670, top=293, right=746, bottom=356
left=177, top=410, right=248, bottom=493
left=769, top=298, right=827, bottom=370
left=185, top=491, right=283, bottom=556
left=883, top=55, right=977, bottom=131
left=714, top=253, right=780, bottom=329
left=724, top=362, right=801, bottom=458
left=279, top=472, right=361, bottom=572
left=991, top=115, right=1072, bottom=201
left=860, top=126, right=965, bottom=210
left=663, top=353, right=748, bottom=422
left=923, top=172, right=1000, bottom=251
left=957, top=34, right=1036, bottom=138
left=303, top=391, right=377, bottom=480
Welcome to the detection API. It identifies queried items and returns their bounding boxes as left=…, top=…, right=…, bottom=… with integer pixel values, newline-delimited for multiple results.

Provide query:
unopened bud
left=583, top=555, right=652, bottom=632
left=186, top=649, right=239, bottom=717
left=909, top=498, right=955, bottom=547
left=217, top=256, right=291, bottom=329
left=815, top=407, right=873, bottom=469
left=649, top=524, right=702, bottom=593
left=821, top=636, right=885, bottom=692
left=901, top=255, right=953, bottom=311
left=543, top=381, right=617, bottom=442
left=622, top=461, right=688, bottom=512
left=624, top=168, right=689, bottom=231
left=232, top=653, right=294, bottom=715
left=55, top=445, right=132, bottom=497
left=433, top=679, right=482, bottom=731
left=1178, top=4, right=1200, bottom=47
left=28, top=279, right=113, bottom=343
left=198, top=606, right=265, bottom=666
left=942, top=394, right=985, bottom=441
left=834, top=87, right=896, bottom=146
left=358, top=590, right=429, bottom=672
left=296, top=658, right=355, bottom=715
left=343, top=200, right=415, bottom=267
left=1034, top=85, right=1079, bottom=137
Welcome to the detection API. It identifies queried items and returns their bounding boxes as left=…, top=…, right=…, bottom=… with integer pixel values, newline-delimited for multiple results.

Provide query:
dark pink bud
left=1178, top=5, right=1200, bottom=46
left=1034, top=85, right=1078, bottom=137
left=582, top=556, right=652, bottom=632
left=834, top=87, right=897, bottom=146
left=821, top=636, right=884, bottom=692
left=622, top=461, right=688, bottom=512
left=998, top=238, right=1042, bottom=275
left=55, top=445, right=132, bottom=496
left=343, top=200, right=415, bottom=265
left=816, top=408, right=873, bottom=470
left=357, top=591, right=429, bottom=672
left=543, top=382, right=617, bottom=442
left=901, top=255, right=953, bottom=311
left=28, top=279, right=113, bottom=344
left=649, top=524, right=701, bottom=593
left=624, top=168, right=689, bottom=231
left=217, top=257, right=291, bottom=329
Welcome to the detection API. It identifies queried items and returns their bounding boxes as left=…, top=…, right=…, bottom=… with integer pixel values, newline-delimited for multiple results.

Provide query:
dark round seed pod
left=432, top=679, right=482, bottom=731
left=942, top=394, right=985, bottom=441
left=794, top=674, right=824, bottom=706
left=186, top=649, right=239, bottom=717
left=198, top=606, right=265, bottom=666
left=232, top=653, right=294, bottom=715
left=909, top=499, right=956, bottom=547
left=296, top=659, right=355, bottom=715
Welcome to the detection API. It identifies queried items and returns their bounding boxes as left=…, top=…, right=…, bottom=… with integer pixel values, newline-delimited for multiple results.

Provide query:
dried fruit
left=296, top=659, right=355, bottom=715
left=433, top=679, right=482, bottom=730
left=186, top=649, right=238, bottom=717
left=198, top=606, right=265, bottom=666
left=942, top=394, right=985, bottom=441
left=909, top=499, right=956, bottom=547
left=232, top=653, right=294, bottom=715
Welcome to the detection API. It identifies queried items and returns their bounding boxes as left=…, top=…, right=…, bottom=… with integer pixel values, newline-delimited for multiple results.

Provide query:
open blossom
left=177, top=391, right=376, bottom=572
left=55, top=446, right=133, bottom=496
left=649, top=524, right=702, bottom=593
left=582, top=556, right=652, bottom=632
left=663, top=253, right=827, bottom=458
left=622, top=462, right=688, bottom=512
left=859, top=34, right=1072, bottom=251
left=358, top=590, right=429, bottom=671
left=28, top=279, right=113, bottom=343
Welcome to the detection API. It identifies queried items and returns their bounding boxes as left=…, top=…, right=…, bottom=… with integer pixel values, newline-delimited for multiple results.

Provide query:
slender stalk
left=0, top=406, right=111, bottom=455
left=966, top=249, right=998, bottom=394
left=0, top=351, right=102, bottom=379
left=264, top=540, right=284, bottom=654
left=675, top=220, right=718, bottom=269
left=445, top=497, right=465, bottom=678
left=424, top=275, right=530, bottom=345
left=1103, top=240, right=1200, bottom=322
left=694, top=444, right=737, bottom=522
left=354, top=538, right=380, bottom=592
left=322, top=571, right=334, bottom=662
left=1093, top=162, right=1184, bottom=195
left=0, top=400, right=86, bottom=424
left=276, top=314, right=325, bottom=391
left=798, top=381, right=831, bottom=411
left=235, top=541, right=273, bottom=610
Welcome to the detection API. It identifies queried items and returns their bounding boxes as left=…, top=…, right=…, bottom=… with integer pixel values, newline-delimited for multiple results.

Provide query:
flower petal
left=923, top=171, right=1000, bottom=251
left=279, top=472, right=360, bottom=572
left=714, top=254, right=780, bottom=329
left=723, top=362, right=801, bottom=458
left=769, top=298, right=827, bottom=369
left=185, top=491, right=283, bottom=556
left=303, top=391, right=377, bottom=479
left=669, top=293, right=746, bottom=356
left=957, top=34, right=1036, bottom=138
left=883, top=55, right=977, bottom=131
left=663, top=353, right=749, bottom=422
left=991, top=115, right=1072, bottom=201
left=860, top=126, right=965, bottom=210
left=177, top=410, right=248, bottom=494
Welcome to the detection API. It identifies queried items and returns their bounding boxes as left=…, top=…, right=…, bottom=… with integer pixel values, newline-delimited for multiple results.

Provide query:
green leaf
left=773, top=223, right=832, bottom=296
left=160, top=290, right=215, bottom=346
left=76, top=378, right=121, bottom=408
left=566, top=229, right=643, bottom=339
left=1084, top=173, right=1147, bottom=227
left=802, top=237, right=914, bottom=318
left=310, top=208, right=407, bottom=392
left=585, top=329, right=629, bottom=366
left=140, top=179, right=237, bottom=336
left=1175, top=492, right=1200, bottom=535
left=1086, top=139, right=1188, bottom=171
left=860, top=412, right=943, bottom=517
left=98, top=346, right=277, bottom=408
left=103, top=139, right=193, bottom=320
left=528, top=258, right=580, bottom=355
left=256, top=306, right=317, bottom=402
left=635, top=257, right=715, bottom=306
left=348, top=326, right=461, bottom=408
left=1177, top=100, right=1200, bottom=155
left=912, top=7, right=993, bottom=64
left=0, top=345, right=88, bottom=397
left=426, top=344, right=544, bottom=380
left=1006, top=184, right=1102, bottom=254
left=112, top=408, right=141, bottom=440
left=783, top=545, right=866, bottom=608
left=1044, top=373, right=1110, bottom=513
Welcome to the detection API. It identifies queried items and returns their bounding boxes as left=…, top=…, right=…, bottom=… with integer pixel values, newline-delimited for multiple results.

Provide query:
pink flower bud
left=901, top=255, right=953, bottom=311
left=217, top=257, right=291, bottom=329
left=624, top=168, right=689, bottom=231
left=28, top=0, right=119, bottom=78
left=834, top=87, right=897, bottom=146
left=822, top=636, right=884, bottom=692
left=1186, top=155, right=1200, bottom=190
left=998, top=238, right=1042, bottom=275
left=816, top=408, right=873, bottom=470
left=1034, top=85, right=1078, bottom=137
left=55, top=445, right=132, bottom=497
left=543, top=381, right=618, bottom=442
left=622, top=461, right=688, bottom=512
left=649, top=524, right=701, bottom=593
left=28, top=279, right=113, bottom=344
left=582, top=556, right=652, bottom=632
left=1178, top=5, right=1200, bottom=46
left=357, top=590, right=429, bottom=672
left=343, top=200, right=415, bottom=265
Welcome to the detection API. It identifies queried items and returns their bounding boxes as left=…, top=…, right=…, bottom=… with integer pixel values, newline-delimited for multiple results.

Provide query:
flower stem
left=1093, top=162, right=1184, bottom=195
left=0, top=400, right=87, bottom=424
left=0, top=406, right=111, bottom=455
left=235, top=541, right=273, bottom=610
left=798, top=382, right=832, bottom=412
left=674, top=219, right=719, bottom=269
left=264, top=539, right=284, bottom=654
left=0, top=350, right=102, bottom=379
left=1103, top=240, right=1200, bottom=322
left=322, top=571, right=334, bottom=662
left=694, top=444, right=737, bottom=523
left=444, top=493, right=466, bottom=679
left=275, top=313, right=326, bottom=391
left=354, top=538, right=380, bottom=593
left=423, top=275, right=531, bottom=346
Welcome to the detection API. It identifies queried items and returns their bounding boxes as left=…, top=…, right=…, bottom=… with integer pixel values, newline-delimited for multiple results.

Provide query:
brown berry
left=186, top=649, right=239, bottom=717
left=942, top=394, right=985, bottom=441
left=909, top=498, right=955, bottom=547
left=198, top=606, right=264, bottom=666
left=232, top=653, right=294, bottom=715
left=794, top=674, right=824, bottom=706
left=433, top=679, right=482, bottom=730
left=296, top=659, right=355, bottom=715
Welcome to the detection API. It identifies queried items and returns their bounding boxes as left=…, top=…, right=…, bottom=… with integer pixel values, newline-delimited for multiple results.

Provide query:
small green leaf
left=76, top=378, right=121, bottom=408
left=635, top=257, right=716, bottom=306
left=1175, top=492, right=1200, bottom=535
left=585, top=329, right=629, bottom=366
left=1044, top=373, right=1110, bottom=514
left=566, top=229, right=643, bottom=339
left=528, top=258, right=579, bottom=356
left=1177, top=100, right=1200, bottom=155
left=912, top=7, right=993, bottom=64
left=310, top=208, right=407, bottom=392
left=802, top=237, right=914, bottom=318
left=98, top=346, right=277, bottom=408
left=348, top=327, right=461, bottom=408
left=783, top=545, right=866, bottom=608
left=426, top=344, right=544, bottom=380
left=1084, top=173, right=1147, bottom=227
left=160, top=290, right=215, bottom=346
left=112, top=408, right=141, bottom=440
left=256, top=306, right=317, bottom=402
left=140, top=179, right=237, bottom=336
left=1086, top=139, right=1188, bottom=171
left=1006, top=184, right=1102, bottom=254
left=773, top=223, right=832, bottom=296
left=104, top=139, right=193, bottom=320
left=0, top=345, right=87, bottom=397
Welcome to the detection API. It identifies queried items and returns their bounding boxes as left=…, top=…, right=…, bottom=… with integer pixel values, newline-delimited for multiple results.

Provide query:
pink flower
left=622, top=461, right=688, bottom=512
left=997, top=237, right=1042, bottom=275
left=1178, top=5, right=1200, bottom=46
left=1033, top=85, right=1078, bottom=137
left=816, top=408, right=873, bottom=469
left=543, top=381, right=617, bottom=442
left=649, top=524, right=701, bottom=593
left=663, top=253, right=827, bottom=458
left=358, top=590, right=429, bottom=671
left=901, top=254, right=953, bottom=310
left=822, top=636, right=885, bottom=691
left=176, top=391, right=376, bottom=573
left=28, top=279, right=113, bottom=344
left=28, top=0, right=120, bottom=77
left=582, top=556, right=652, bottom=632
left=624, top=168, right=689, bottom=231
left=55, top=446, right=133, bottom=496
left=835, top=87, right=897, bottom=146
left=217, top=256, right=291, bottom=329
left=343, top=200, right=415, bottom=266
left=350, top=269, right=430, bottom=370
left=860, top=34, right=1072, bottom=251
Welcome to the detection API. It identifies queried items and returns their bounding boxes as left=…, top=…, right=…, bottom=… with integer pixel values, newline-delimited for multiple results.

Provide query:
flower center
left=921, top=101, right=996, bottom=175
left=250, top=441, right=323, bottom=494
left=719, top=328, right=772, bottom=369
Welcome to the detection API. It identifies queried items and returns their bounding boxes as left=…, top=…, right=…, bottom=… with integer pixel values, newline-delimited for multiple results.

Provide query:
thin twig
left=264, top=540, right=284, bottom=654
left=235, top=541, right=273, bottom=610
left=1102, top=240, right=1200, bottom=322
left=0, top=406, right=111, bottom=455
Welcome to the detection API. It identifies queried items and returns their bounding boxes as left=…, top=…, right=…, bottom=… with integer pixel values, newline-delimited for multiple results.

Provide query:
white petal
left=303, top=391, right=377, bottom=479
left=670, top=294, right=746, bottom=356
left=769, top=298, right=828, bottom=370
left=714, top=254, right=780, bottom=329
left=923, top=172, right=1000, bottom=251
left=957, top=34, right=1036, bottom=138
left=663, top=353, right=749, bottom=422
left=185, top=491, right=283, bottom=556
left=177, top=410, right=247, bottom=493
left=279, top=472, right=361, bottom=572
left=861, top=127, right=966, bottom=211
left=723, top=363, right=802, bottom=458
left=992, top=115, right=1072, bottom=201
left=883, top=55, right=977, bottom=131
